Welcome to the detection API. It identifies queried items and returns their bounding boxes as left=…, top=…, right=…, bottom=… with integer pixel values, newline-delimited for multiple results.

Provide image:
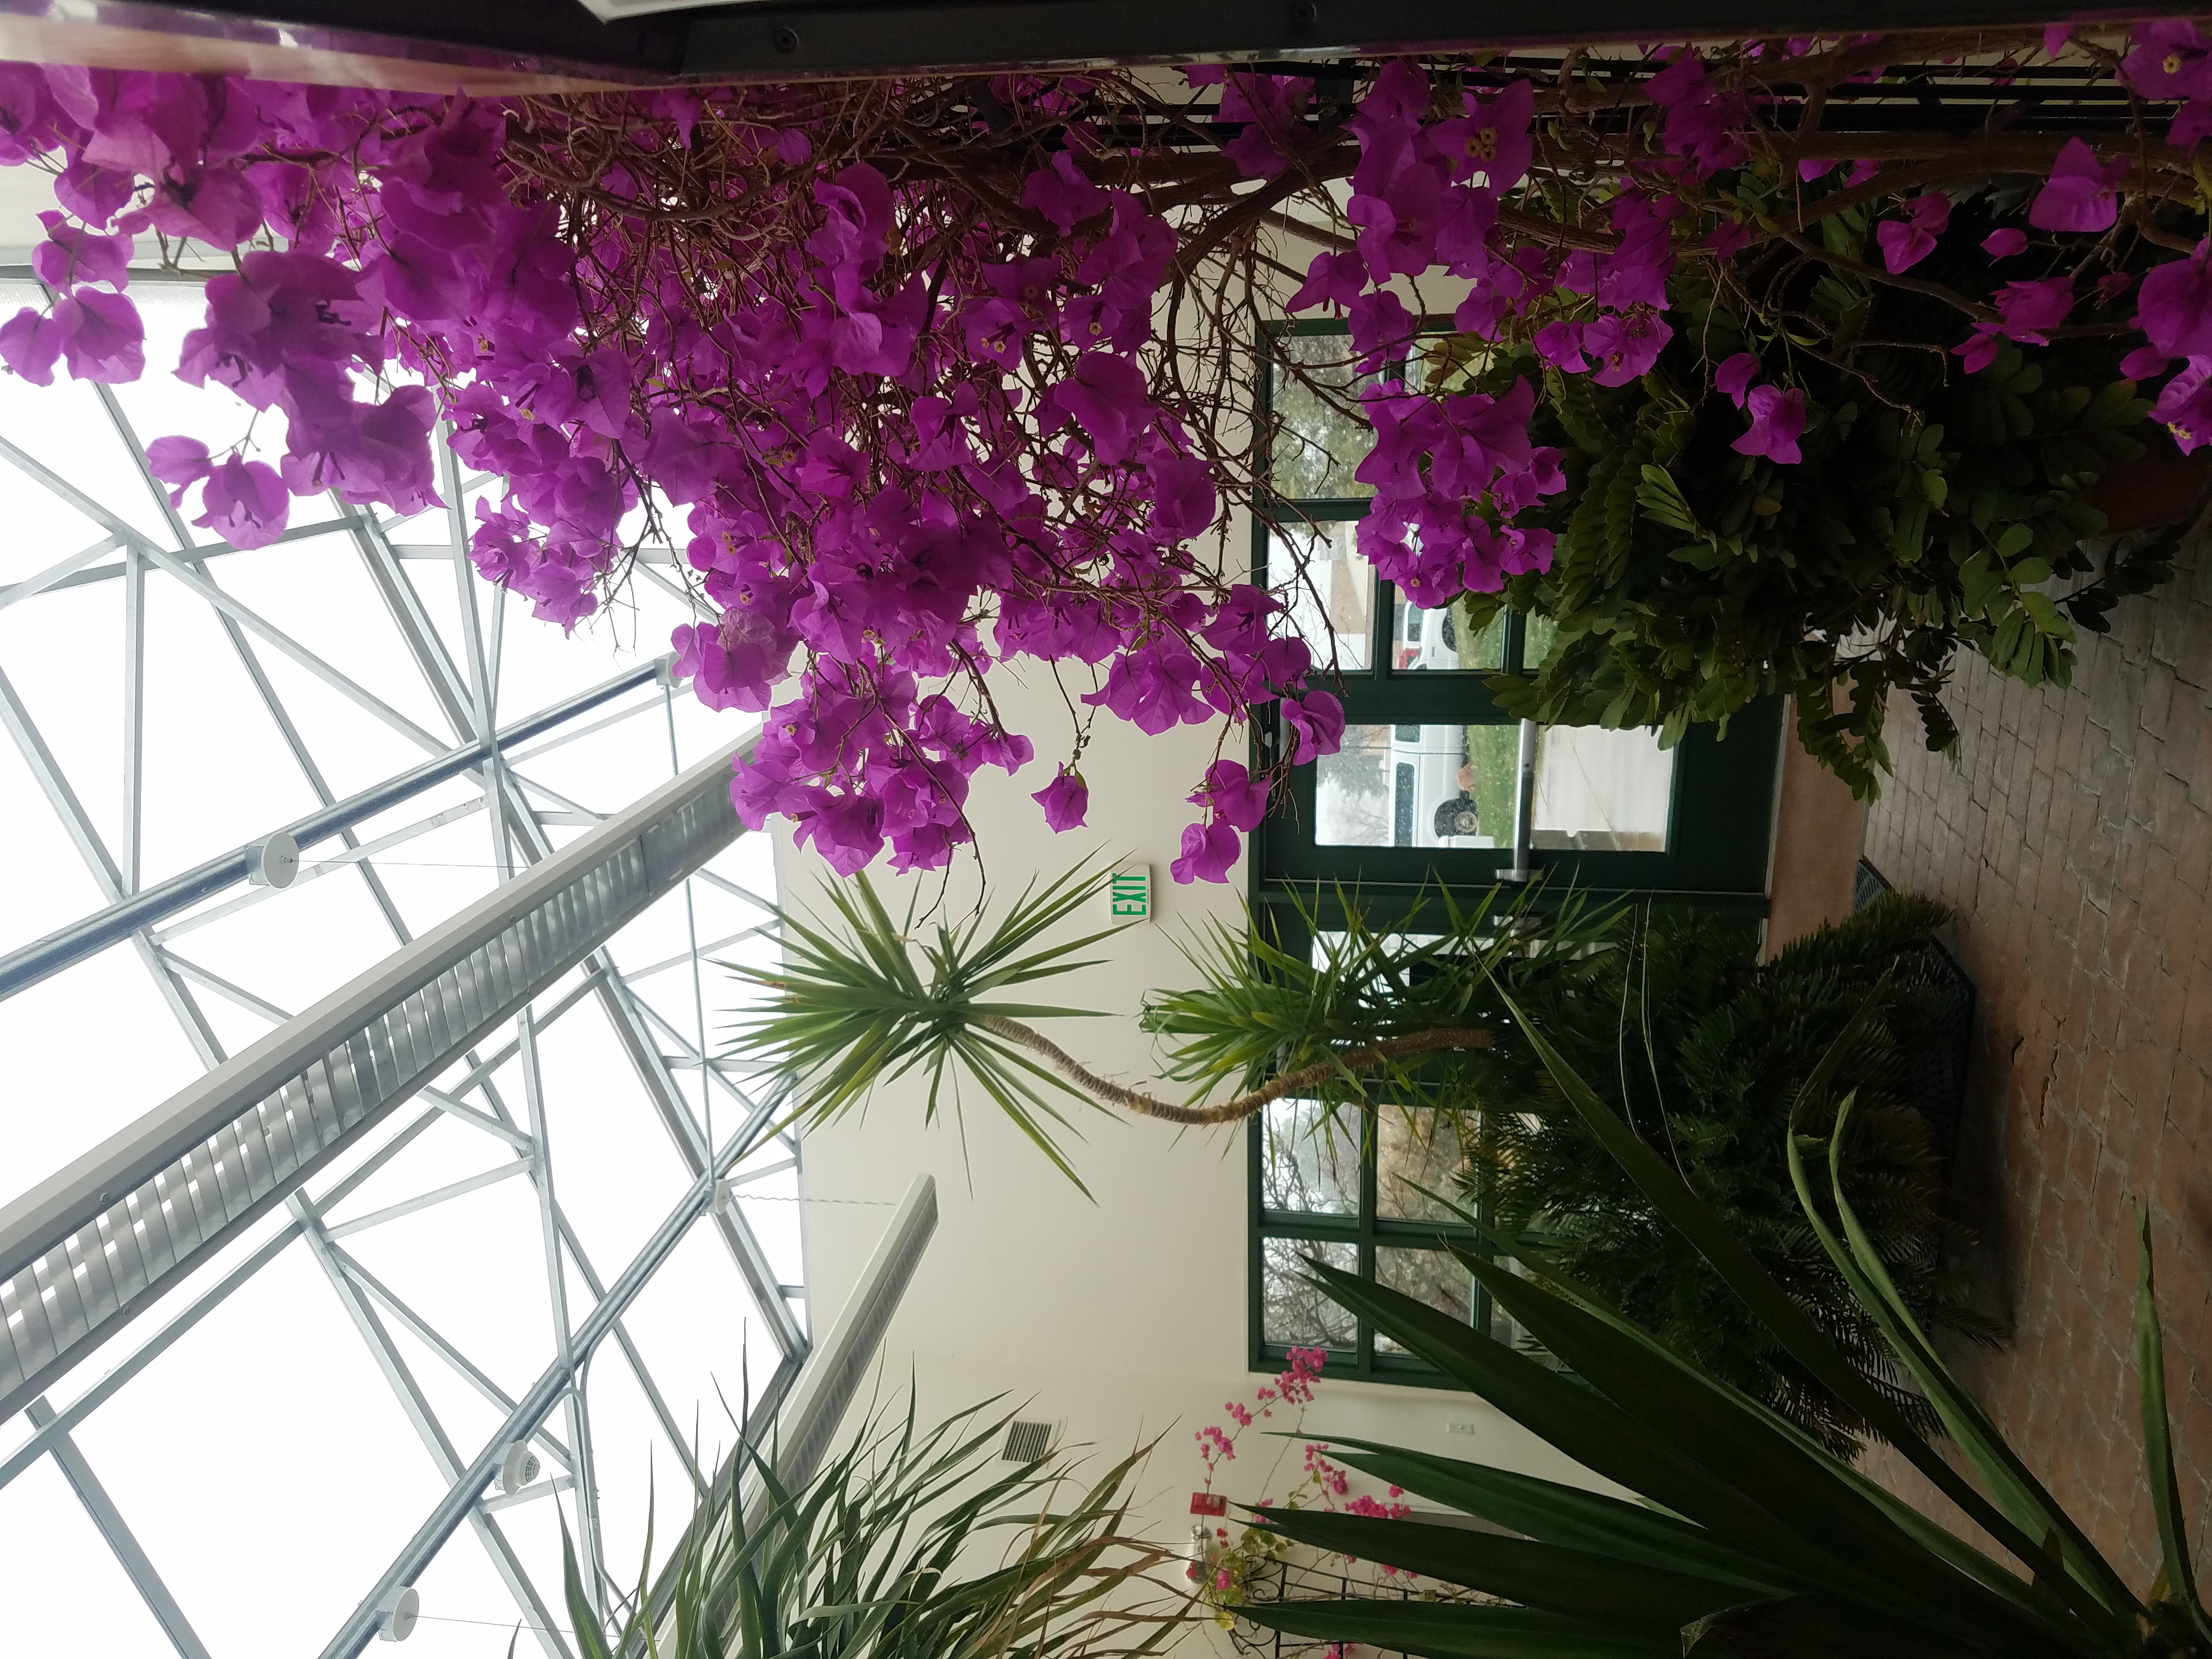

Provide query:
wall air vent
left=1001, top=1419, right=1057, bottom=1463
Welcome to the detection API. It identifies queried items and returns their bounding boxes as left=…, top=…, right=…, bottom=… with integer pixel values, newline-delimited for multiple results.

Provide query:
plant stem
left=970, top=1014, right=1493, bottom=1126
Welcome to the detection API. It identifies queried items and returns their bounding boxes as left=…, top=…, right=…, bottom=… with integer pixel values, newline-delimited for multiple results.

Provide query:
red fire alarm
left=1190, top=1492, right=1228, bottom=1516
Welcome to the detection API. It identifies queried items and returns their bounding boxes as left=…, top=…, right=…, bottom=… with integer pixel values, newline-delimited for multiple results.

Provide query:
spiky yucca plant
left=1234, top=998, right=2212, bottom=1659
left=556, top=1398, right=1176, bottom=1659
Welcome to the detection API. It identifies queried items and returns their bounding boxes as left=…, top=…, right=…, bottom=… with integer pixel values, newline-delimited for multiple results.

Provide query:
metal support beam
left=295, top=1200, right=574, bottom=1659
left=320, top=1124, right=807, bottom=1659
left=0, top=735, right=753, bottom=1422
left=27, top=1400, right=216, bottom=1659
left=0, top=658, right=667, bottom=1001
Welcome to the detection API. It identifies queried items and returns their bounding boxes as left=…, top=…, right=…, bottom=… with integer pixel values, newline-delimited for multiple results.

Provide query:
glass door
left=1250, top=319, right=1781, bottom=907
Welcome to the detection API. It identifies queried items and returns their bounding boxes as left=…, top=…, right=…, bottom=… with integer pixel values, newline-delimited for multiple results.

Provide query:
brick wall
left=1858, top=530, right=2212, bottom=1582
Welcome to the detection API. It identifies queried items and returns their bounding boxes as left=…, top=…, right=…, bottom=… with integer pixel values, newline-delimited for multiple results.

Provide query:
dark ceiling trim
left=0, top=0, right=2124, bottom=84
left=0, top=0, right=693, bottom=82
left=682, top=0, right=2113, bottom=78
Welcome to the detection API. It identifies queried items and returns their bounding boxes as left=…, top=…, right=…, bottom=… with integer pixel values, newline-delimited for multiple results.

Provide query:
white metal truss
left=0, top=291, right=828, bottom=1659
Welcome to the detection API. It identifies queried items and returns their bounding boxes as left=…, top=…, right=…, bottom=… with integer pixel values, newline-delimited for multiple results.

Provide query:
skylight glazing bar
left=0, top=657, right=666, bottom=1001
left=0, top=737, right=753, bottom=1423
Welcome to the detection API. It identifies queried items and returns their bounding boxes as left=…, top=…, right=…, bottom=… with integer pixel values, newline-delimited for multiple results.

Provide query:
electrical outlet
left=1446, top=1421, right=1480, bottom=1435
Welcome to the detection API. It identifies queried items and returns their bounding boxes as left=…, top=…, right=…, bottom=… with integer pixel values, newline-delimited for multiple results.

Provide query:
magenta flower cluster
left=0, top=65, right=1332, bottom=882
left=1, top=26, right=2210, bottom=882
left=1193, top=1345, right=1325, bottom=1485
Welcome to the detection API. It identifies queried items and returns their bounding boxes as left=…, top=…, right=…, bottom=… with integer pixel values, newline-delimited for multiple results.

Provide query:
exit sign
left=1105, top=865, right=1150, bottom=924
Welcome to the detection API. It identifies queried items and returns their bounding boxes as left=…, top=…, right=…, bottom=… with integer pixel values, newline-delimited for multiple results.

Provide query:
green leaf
left=1315, top=1440, right=1801, bottom=1596
left=1996, top=522, right=2035, bottom=560
left=2134, top=1209, right=2212, bottom=1645
left=1685, top=1594, right=2017, bottom=1658
left=2021, top=591, right=2074, bottom=641
left=1445, top=1248, right=2073, bottom=1652
left=1637, top=463, right=1703, bottom=535
left=1298, top=1263, right=1808, bottom=1563
left=1483, top=975, right=2118, bottom=1632
left=1786, top=1109, right=2143, bottom=1629
left=1254, top=1508, right=1753, bottom=1633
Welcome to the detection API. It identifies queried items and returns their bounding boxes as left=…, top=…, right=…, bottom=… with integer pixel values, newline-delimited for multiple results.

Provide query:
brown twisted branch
left=971, top=1013, right=1493, bottom=1126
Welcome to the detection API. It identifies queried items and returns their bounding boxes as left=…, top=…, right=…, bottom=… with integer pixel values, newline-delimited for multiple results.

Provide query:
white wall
left=771, top=650, right=1616, bottom=1570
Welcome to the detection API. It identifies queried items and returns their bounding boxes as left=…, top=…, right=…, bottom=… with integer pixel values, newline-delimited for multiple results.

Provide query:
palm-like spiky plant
left=727, top=869, right=1551, bottom=1185
left=558, top=1398, right=1178, bottom=1659
left=1234, top=997, right=2212, bottom=1659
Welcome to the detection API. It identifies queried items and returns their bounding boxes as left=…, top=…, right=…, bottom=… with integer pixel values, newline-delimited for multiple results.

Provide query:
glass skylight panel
left=0, top=246, right=802, bottom=1658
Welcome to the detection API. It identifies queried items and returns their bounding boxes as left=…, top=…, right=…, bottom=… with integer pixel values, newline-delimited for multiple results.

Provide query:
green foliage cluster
left=558, top=1398, right=1167, bottom=1659
left=1459, top=893, right=1999, bottom=1455
left=1444, top=208, right=2178, bottom=798
left=1232, top=1020, right=2212, bottom=1657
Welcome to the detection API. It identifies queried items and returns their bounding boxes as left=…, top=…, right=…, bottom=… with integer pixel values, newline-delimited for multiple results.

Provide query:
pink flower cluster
left=0, top=65, right=1328, bottom=882
left=2, top=25, right=2211, bottom=879
left=1194, top=1346, right=1327, bottom=1484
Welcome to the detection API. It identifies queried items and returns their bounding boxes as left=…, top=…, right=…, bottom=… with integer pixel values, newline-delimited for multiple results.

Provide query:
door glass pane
left=1317, top=724, right=1504, bottom=848
left=1375, top=1110, right=1465, bottom=1221
left=1261, top=1237, right=1359, bottom=1348
left=1392, top=591, right=1504, bottom=672
left=1268, top=332, right=1374, bottom=500
left=1268, top=520, right=1373, bottom=672
left=1522, top=612, right=1559, bottom=670
left=1262, top=1098, right=1361, bottom=1215
left=1532, top=727, right=1675, bottom=851
left=1373, top=1248, right=1472, bottom=1351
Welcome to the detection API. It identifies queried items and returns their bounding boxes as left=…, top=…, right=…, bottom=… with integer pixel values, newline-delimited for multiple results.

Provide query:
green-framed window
left=1251, top=1097, right=1531, bottom=1386
left=1245, top=319, right=1783, bottom=1383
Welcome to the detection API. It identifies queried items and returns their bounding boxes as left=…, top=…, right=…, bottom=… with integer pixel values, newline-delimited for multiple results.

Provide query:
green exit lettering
left=1109, top=873, right=1148, bottom=918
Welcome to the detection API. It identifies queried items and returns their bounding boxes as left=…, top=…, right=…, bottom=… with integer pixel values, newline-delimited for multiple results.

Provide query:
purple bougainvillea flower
left=2154, top=370, right=2212, bottom=452
left=1993, top=276, right=2075, bottom=343
left=1032, top=765, right=1089, bottom=832
left=1041, top=351, right=1152, bottom=465
left=1706, top=219, right=1753, bottom=257
left=2045, top=24, right=2072, bottom=57
left=1715, top=351, right=1762, bottom=407
left=2137, top=240, right=2212, bottom=358
left=1148, top=453, right=1217, bottom=540
left=30, top=210, right=128, bottom=289
left=1532, top=320, right=1587, bottom=373
left=194, top=453, right=289, bottom=548
left=1876, top=191, right=1950, bottom=273
left=1425, top=77, right=1533, bottom=189
left=0, top=304, right=60, bottom=384
left=1219, top=72, right=1313, bottom=180
left=1192, top=759, right=1269, bottom=832
left=1171, top=817, right=1240, bottom=884
left=2029, top=139, right=2126, bottom=232
left=1731, top=385, right=1806, bottom=465
left=2121, top=346, right=2175, bottom=380
left=146, top=433, right=212, bottom=499
left=48, top=285, right=142, bottom=381
left=1020, top=150, right=1105, bottom=233
left=1798, top=157, right=1841, bottom=182
left=1982, top=228, right=2029, bottom=258
left=1286, top=250, right=1364, bottom=313
left=2123, top=19, right=2212, bottom=101
left=1954, top=325, right=2004, bottom=374
left=2170, top=98, right=2212, bottom=151
left=1279, top=689, right=1345, bottom=764
left=1582, top=309, right=1672, bottom=387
